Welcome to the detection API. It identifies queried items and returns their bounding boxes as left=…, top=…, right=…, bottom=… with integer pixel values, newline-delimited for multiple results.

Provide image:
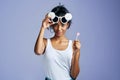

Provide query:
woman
left=34, top=5, right=81, bottom=80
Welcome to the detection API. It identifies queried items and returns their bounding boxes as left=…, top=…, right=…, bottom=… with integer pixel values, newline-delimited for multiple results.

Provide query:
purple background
left=0, top=0, right=120, bottom=80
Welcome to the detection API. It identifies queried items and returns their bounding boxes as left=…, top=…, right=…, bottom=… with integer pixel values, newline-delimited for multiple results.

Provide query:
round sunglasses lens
left=53, top=17, right=58, bottom=23
left=61, top=17, right=67, bottom=24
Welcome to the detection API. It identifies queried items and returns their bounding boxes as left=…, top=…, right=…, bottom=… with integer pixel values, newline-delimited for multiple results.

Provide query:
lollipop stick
left=76, top=32, right=80, bottom=40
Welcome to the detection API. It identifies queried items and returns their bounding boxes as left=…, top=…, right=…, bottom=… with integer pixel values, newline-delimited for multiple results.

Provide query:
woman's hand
left=73, top=40, right=81, bottom=52
left=42, top=14, right=54, bottom=29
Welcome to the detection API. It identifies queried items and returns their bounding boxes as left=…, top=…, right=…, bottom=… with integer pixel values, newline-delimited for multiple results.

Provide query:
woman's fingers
left=73, top=40, right=81, bottom=50
left=42, top=14, right=54, bottom=28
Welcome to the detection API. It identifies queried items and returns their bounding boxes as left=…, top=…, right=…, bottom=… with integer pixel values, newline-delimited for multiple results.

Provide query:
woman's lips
left=56, top=31, right=62, bottom=35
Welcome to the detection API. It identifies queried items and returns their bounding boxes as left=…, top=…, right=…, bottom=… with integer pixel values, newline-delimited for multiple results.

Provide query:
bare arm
left=70, top=40, right=81, bottom=79
left=34, top=27, right=46, bottom=55
left=34, top=14, right=53, bottom=55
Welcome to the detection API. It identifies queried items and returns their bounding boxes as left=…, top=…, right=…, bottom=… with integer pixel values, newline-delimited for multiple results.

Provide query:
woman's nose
left=57, top=22, right=62, bottom=30
left=58, top=25, right=62, bottom=30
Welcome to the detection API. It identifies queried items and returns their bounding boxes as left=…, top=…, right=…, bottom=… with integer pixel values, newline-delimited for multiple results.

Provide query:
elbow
left=34, top=50, right=41, bottom=55
left=34, top=47, right=43, bottom=55
left=70, top=68, right=80, bottom=79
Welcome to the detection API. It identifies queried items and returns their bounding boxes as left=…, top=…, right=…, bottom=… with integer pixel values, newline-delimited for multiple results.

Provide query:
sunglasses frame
left=52, top=16, right=68, bottom=24
left=48, top=12, right=72, bottom=24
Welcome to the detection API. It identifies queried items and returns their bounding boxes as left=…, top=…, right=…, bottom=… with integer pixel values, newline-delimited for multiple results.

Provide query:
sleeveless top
left=43, top=39, right=73, bottom=80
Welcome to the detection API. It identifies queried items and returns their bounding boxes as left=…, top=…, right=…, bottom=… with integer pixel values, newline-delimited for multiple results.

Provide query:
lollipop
left=76, top=32, right=80, bottom=40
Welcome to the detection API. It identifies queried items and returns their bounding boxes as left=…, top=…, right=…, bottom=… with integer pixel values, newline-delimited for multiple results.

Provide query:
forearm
left=70, top=50, right=80, bottom=79
left=34, top=27, right=45, bottom=55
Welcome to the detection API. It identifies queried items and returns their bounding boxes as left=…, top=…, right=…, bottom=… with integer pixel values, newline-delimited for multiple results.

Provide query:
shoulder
left=70, top=40, right=74, bottom=46
left=43, top=38, right=52, bottom=47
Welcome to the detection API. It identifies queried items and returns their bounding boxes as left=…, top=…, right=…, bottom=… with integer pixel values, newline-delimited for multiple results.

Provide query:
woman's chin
left=55, top=33, right=63, bottom=37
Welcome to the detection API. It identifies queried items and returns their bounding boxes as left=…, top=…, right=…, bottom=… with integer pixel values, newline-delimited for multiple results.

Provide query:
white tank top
left=43, top=39, right=73, bottom=80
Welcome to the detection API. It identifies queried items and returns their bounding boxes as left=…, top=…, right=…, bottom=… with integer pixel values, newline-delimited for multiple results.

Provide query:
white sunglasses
left=48, top=12, right=72, bottom=24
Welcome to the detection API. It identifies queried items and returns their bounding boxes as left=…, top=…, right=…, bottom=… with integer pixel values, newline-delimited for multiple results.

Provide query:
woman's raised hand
left=42, top=14, right=54, bottom=29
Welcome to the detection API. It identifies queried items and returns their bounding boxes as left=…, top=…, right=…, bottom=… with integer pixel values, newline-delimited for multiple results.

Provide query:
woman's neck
left=52, top=35, right=68, bottom=41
